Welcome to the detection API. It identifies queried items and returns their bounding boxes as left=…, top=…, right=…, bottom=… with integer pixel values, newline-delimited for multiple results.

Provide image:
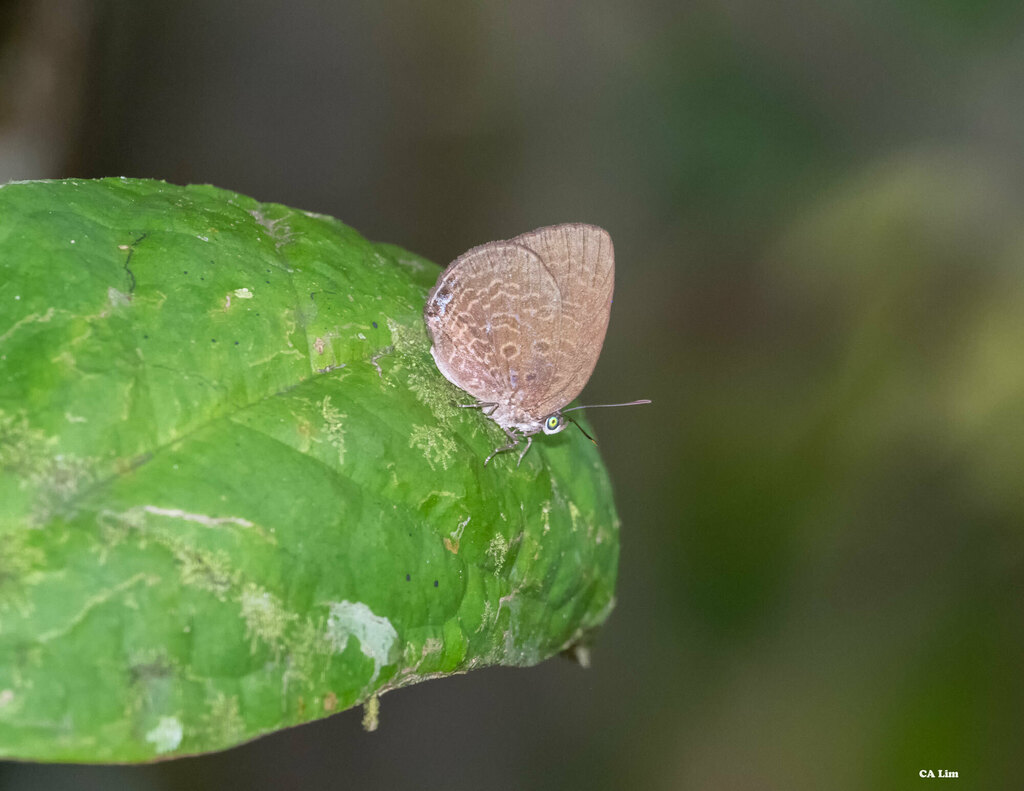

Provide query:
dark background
left=3, top=1, right=1024, bottom=788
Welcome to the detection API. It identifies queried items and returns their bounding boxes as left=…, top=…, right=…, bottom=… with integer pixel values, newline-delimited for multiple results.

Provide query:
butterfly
left=424, top=223, right=648, bottom=465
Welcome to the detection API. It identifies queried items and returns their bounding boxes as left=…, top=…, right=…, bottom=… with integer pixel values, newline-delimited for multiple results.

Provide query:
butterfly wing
left=510, top=223, right=614, bottom=417
left=424, top=240, right=562, bottom=411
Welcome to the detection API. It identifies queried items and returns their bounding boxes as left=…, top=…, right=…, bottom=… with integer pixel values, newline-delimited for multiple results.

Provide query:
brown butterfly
left=424, top=223, right=649, bottom=465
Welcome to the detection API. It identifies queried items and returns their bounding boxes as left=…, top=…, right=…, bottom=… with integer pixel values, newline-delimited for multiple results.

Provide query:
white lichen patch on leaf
left=145, top=716, right=183, bottom=754
left=201, top=691, right=245, bottom=747
left=384, top=317, right=421, bottom=358
left=239, top=583, right=297, bottom=654
left=107, top=287, right=131, bottom=307
left=282, top=616, right=332, bottom=697
left=477, top=600, right=492, bottom=632
left=224, top=287, right=253, bottom=309
left=247, top=208, right=294, bottom=249
left=495, top=579, right=527, bottom=629
left=486, top=534, right=509, bottom=573
left=408, top=425, right=456, bottom=471
left=0, top=531, right=45, bottom=615
left=325, top=600, right=399, bottom=685
left=569, top=501, right=582, bottom=534
left=420, top=637, right=443, bottom=658
left=175, top=544, right=238, bottom=599
left=383, top=316, right=464, bottom=421
left=405, top=369, right=462, bottom=422
left=567, top=501, right=596, bottom=540
left=0, top=410, right=53, bottom=478
left=320, top=395, right=347, bottom=466
left=27, top=454, right=94, bottom=526
left=395, top=636, right=443, bottom=676
left=405, top=368, right=441, bottom=403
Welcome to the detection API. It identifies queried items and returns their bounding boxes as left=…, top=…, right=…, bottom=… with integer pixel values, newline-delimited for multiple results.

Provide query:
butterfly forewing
left=425, top=241, right=562, bottom=409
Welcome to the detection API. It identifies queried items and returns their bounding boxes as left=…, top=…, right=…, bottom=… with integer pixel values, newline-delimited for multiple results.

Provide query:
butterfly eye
left=542, top=415, right=564, bottom=435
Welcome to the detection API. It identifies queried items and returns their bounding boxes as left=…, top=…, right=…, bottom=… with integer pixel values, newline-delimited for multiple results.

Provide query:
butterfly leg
left=515, top=435, right=533, bottom=467
left=459, top=401, right=498, bottom=416
left=483, top=428, right=521, bottom=466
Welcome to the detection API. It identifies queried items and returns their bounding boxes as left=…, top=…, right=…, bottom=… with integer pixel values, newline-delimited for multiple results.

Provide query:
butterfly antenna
left=565, top=414, right=598, bottom=445
left=561, top=399, right=652, bottom=414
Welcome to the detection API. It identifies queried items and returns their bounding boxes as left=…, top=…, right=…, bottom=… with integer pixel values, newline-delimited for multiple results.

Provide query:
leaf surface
left=0, top=178, right=618, bottom=761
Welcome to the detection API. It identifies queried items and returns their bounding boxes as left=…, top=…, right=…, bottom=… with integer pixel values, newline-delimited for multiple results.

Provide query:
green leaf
left=0, top=178, right=619, bottom=761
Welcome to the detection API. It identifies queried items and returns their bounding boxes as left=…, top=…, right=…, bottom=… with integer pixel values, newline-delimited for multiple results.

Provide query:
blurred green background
left=3, top=1, right=1023, bottom=788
